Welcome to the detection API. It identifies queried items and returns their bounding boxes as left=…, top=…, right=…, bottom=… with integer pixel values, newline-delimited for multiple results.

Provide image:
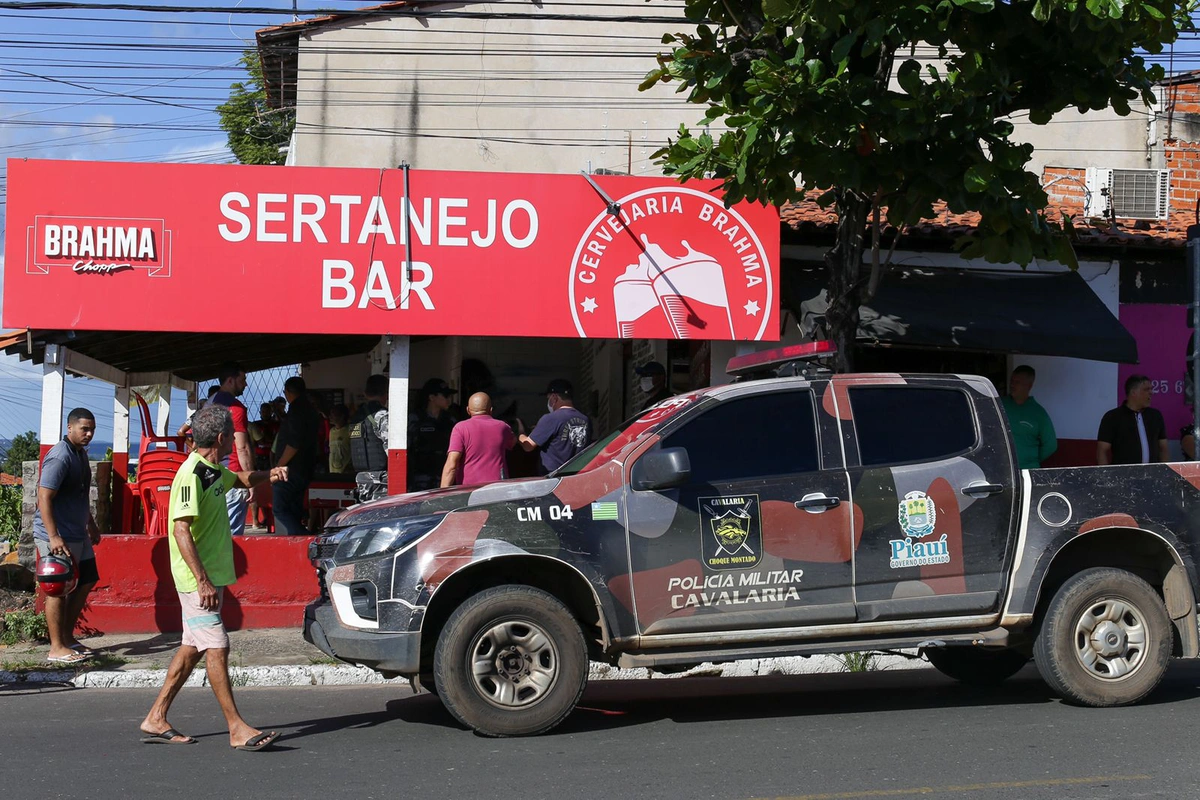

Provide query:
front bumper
left=303, top=600, right=422, bottom=676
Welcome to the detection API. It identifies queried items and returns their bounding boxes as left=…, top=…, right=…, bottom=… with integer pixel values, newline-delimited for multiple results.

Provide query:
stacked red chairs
left=133, top=393, right=188, bottom=536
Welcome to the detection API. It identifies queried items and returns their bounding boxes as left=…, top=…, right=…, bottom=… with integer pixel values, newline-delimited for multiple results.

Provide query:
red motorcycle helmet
left=36, top=553, right=78, bottom=597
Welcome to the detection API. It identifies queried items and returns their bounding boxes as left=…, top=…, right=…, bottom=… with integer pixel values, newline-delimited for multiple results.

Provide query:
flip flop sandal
left=232, top=731, right=280, bottom=752
left=70, top=644, right=96, bottom=655
left=46, top=652, right=91, bottom=665
left=141, top=728, right=197, bottom=745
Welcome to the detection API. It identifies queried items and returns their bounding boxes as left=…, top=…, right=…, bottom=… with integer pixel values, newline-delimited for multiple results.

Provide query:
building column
left=387, top=336, right=410, bottom=496
left=112, top=384, right=131, bottom=535
left=155, top=384, right=172, bottom=436
left=39, top=345, right=65, bottom=461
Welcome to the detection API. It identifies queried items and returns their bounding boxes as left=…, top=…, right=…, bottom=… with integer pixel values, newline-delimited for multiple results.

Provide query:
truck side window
left=848, top=387, right=977, bottom=466
left=662, top=391, right=818, bottom=483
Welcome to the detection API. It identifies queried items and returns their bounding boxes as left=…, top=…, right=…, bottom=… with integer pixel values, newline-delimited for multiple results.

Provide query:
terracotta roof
left=0, top=473, right=22, bottom=487
left=780, top=193, right=1192, bottom=252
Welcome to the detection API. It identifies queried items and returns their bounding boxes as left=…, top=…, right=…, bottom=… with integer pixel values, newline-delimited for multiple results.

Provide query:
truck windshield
left=552, top=394, right=702, bottom=477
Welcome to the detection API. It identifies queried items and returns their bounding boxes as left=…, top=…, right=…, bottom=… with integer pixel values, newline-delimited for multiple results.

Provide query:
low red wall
left=75, top=535, right=317, bottom=634
left=1042, top=438, right=1096, bottom=468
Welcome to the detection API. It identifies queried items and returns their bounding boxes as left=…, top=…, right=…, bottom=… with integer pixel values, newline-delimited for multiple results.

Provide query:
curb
left=1, top=653, right=930, bottom=688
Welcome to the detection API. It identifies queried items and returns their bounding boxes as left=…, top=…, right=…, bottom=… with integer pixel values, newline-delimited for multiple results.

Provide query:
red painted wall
left=75, top=535, right=317, bottom=634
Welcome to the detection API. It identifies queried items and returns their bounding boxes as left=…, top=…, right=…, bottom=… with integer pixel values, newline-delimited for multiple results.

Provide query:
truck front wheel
left=1034, top=567, right=1172, bottom=707
left=433, top=585, right=588, bottom=737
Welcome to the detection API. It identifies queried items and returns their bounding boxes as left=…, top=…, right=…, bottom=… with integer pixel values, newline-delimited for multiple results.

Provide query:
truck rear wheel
left=1034, top=567, right=1172, bottom=707
left=923, top=647, right=1029, bottom=686
left=433, top=585, right=588, bottom=737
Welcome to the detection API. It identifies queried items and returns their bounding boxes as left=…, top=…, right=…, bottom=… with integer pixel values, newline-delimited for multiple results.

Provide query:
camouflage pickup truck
left=304, top=344, right=1200, bottom=737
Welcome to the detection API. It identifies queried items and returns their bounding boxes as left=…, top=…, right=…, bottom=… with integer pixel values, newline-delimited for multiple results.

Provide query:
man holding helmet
left=33, top=407, right=100, bottom=665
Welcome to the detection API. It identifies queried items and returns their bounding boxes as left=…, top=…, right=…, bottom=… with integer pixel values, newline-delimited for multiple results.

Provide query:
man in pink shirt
left=441, top=393, right=517, bottom=488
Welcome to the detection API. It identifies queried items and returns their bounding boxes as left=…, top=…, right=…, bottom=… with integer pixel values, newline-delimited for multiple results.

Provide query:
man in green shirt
left=1001, top=364, right=1058, bottom=470
left=139, top=403, right=288, bottom=750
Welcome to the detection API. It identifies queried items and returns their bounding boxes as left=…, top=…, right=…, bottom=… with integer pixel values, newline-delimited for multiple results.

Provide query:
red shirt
left=211, top=391, right=249, bottom=471
left=448, top=414, right=516, bottom=486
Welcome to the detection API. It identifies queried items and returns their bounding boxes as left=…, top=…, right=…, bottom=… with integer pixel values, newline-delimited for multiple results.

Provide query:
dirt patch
left=0, top=588, right=35, bottom=615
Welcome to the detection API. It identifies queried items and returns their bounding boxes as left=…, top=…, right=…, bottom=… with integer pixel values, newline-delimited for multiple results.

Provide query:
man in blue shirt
left=33, top=407, right=100, bottom=664
left=519, top=379, right=592, bottom=474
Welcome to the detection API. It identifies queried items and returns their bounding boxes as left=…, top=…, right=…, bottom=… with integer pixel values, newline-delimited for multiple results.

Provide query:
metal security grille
left=1110, top=169, right=1170, bottom=220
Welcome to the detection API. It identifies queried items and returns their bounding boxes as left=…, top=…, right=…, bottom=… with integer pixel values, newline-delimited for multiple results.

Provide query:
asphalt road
left=5, top=661, right=1200, bottom=800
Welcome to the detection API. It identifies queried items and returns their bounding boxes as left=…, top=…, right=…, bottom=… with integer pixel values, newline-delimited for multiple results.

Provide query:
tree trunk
left=824, top=190, right=871, bottom=373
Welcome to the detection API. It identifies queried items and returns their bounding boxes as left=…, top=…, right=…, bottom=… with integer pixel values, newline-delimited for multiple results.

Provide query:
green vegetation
left=644, top=0, right=1192, bottom=369
left=2, top=431, right=38, bottom=476
left=216, top=49, right=296, bottom=166
left=1, top=610, right=49, bottom=645
left=837, top=652, right=879, bottom=672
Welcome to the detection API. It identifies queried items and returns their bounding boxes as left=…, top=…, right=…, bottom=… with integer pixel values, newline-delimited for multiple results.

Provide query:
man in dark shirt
left=408, top=377, right=457, bottom=491
left=1097, top=374, right=1169, bottom=465
left=273, top=376, right=320, bottom=534
left=637, top=361, right=674, bottom=411
left=34, top=407, right=100, bottom=663
left=519, top=379, right=592, bottom=474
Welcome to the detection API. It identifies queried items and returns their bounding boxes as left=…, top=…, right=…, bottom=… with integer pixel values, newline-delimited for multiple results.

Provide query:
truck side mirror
left=632, top=447, right=691, bottom=491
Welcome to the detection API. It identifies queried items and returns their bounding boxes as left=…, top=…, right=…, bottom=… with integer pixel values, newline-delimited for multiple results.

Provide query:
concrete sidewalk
left=0, top=627, right=929, bottom=687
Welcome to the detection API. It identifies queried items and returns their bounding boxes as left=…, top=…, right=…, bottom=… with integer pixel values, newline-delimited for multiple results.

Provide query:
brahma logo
left=28, top=215, right=172, bottom=277
left=569, top=187, right=772, bottom=340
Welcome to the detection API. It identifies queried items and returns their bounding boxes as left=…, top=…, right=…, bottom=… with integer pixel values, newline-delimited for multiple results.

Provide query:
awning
left=783, top=262, right=1138, bottom=364
left=0, top=329, right=382, bottom=382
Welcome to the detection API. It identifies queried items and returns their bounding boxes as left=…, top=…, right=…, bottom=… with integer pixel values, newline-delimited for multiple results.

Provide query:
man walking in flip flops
left=140, top=404, right=287, bottom=750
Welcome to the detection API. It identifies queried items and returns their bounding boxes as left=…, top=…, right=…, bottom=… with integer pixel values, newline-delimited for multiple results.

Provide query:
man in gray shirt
left=33, top=407, right=101, bottom=663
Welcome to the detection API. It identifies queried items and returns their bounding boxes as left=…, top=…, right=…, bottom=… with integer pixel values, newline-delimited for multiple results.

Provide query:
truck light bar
left=725, top=341, right=837, bottom=378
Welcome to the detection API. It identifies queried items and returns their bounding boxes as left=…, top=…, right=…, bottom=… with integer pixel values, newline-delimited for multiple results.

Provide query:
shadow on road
left=267, top=659, right=1200, bottom=740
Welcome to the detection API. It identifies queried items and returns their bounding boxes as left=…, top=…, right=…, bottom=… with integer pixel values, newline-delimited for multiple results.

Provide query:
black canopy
left=784, top=263, right=1138, bottom=364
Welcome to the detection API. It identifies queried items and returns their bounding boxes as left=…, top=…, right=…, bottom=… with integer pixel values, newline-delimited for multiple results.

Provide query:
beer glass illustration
left=613, top=261, right=661, bottom=338
left=645, top=237, right=734, bottom=339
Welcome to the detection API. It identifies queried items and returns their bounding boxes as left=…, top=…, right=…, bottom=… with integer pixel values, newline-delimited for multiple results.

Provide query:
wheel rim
left=468, top=618, right=560, bottom=709
left=1073, top=597, right=1148, bottom=681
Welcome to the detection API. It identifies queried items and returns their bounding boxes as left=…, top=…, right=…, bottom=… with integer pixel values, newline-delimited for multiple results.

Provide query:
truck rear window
left=848, top=387, right=977, bottom=466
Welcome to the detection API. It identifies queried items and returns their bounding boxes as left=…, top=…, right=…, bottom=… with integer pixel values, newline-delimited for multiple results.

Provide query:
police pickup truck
left=304, top=343, right=1200, bottom=736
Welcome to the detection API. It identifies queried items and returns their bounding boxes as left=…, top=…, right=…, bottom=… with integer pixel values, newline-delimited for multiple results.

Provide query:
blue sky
left=0, top=0, right=336, bottom=447
left=0, top=1, right=1198, bottom=447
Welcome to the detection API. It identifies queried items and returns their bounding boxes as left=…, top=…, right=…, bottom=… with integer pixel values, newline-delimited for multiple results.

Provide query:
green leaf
left=897, top=59, right=923, bottom=96
left=831, top=33, right=857, bottom=65
left=964, top=163, right=994, bottom=192
left=762, top=0, right=796, bottom=20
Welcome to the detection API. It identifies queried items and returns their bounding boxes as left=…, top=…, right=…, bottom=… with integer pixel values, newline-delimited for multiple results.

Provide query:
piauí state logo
left=569, top=186, right=772, bottom=340
left=897, top=490, right=937, bottom=538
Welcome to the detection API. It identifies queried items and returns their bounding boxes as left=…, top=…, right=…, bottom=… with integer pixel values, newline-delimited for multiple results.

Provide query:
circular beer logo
left=569, top=186, right=773, bottom=340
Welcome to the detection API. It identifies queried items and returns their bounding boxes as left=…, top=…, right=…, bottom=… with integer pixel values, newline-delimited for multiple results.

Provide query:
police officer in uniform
left=407, top=378, right=457, bottom=491
left=349, top=374, right=390, bottom=484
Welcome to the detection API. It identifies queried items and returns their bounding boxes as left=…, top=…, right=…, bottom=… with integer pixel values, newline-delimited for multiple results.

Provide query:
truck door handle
left=961, top=481, right=1004, bottom=497
left=795, top=493, right=841, bottom=512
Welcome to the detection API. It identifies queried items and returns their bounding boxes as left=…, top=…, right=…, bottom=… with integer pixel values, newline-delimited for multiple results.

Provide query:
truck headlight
left=333, top=514, right=446, bottom=562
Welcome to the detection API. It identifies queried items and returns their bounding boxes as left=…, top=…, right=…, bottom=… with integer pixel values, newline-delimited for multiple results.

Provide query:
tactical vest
left=349, top=409, right=388, bottom=472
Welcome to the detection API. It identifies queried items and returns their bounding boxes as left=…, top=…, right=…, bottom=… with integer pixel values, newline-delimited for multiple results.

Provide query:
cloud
left=163, top=138, right=233, bottom=164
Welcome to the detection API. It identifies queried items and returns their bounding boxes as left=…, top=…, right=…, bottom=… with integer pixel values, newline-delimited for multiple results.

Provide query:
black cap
left=422, top=377, right=457, bottom=396
left=635, top=361, right=666, bottom=377
left=544, top=378, right=573, bottom=398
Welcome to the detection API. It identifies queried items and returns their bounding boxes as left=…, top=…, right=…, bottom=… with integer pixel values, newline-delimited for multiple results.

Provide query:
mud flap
left=1163, top=564, right=1199, bottom=658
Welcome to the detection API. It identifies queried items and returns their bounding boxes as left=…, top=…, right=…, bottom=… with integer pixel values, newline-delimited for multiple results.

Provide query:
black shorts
left=77, top=557, right=100, bottom=586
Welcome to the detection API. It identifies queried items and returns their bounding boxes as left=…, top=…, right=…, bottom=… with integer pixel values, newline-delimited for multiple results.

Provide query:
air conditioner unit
left=1084, top=167, right=1171, bottom=220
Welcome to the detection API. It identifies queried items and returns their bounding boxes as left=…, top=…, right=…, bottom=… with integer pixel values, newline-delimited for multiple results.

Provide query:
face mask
left=640, top=377, right=655, bottom=393
left=547, top=400, right=555, bottom=413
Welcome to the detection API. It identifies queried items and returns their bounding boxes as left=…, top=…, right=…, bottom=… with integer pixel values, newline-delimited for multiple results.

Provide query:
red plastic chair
left=139, top=471, right=176, bottom=537
left=133, top=393, right=187, bottom=466
left=133, top=446, right=187, bottom=536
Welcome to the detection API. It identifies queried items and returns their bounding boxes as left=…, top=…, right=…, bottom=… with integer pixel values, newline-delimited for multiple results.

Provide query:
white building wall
left=291, top=0, right=698, bottom=175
